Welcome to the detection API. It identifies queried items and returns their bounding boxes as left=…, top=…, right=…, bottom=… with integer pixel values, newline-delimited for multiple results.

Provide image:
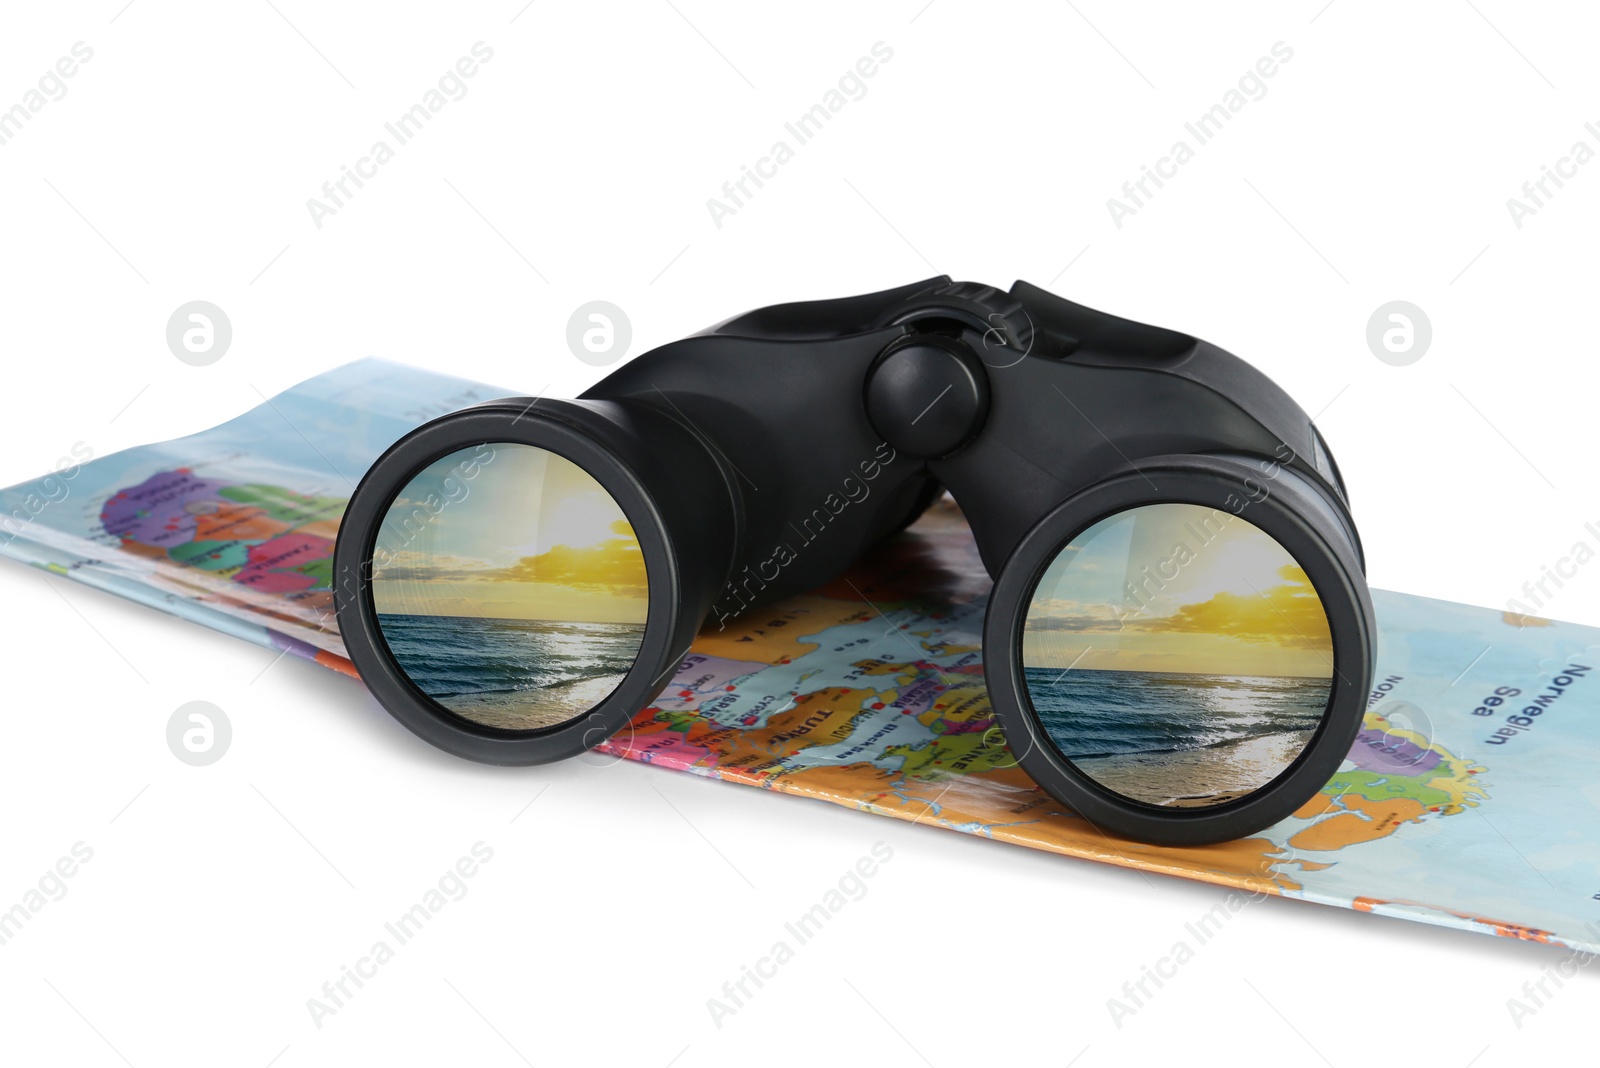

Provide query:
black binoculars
left=333, top=277, right=1373, bottom=845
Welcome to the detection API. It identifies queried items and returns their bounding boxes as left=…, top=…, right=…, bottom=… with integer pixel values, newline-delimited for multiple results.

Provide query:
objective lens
left=1021, top=503, right=1334, bottom=808
left=369, top=442, right=648, bottom=732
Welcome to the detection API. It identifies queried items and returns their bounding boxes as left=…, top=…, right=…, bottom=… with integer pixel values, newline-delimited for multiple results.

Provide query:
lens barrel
left=983, top=453, right=1374, bottom=845
left=333, top=397, right=737, bottom=764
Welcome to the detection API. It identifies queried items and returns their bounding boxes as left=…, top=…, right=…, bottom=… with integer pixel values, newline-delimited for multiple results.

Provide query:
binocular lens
left=369, top=442, right=649, bottom=732
left=1022, top=503, right=1334, bottom=809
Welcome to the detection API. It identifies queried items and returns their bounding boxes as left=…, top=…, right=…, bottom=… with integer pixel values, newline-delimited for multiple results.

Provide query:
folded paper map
left=4, top=359, right=1595, bottom=953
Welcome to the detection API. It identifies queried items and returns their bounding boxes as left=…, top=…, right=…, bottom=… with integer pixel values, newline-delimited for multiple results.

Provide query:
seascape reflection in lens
left=1022, top=504, right=1333, bottom=808
left=370, top=443, right=647, bottom=731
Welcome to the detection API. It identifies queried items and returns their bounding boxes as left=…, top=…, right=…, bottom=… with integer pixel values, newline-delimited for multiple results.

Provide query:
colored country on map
left=102, top=469, right=233, bottom=548
left=100, top=469, right=343, bottom=595
left=1283, top=708, right=1488, bottom=852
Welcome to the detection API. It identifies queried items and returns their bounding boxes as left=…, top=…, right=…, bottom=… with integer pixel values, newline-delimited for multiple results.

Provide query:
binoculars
left=333, top=277, right=1373, bottom=845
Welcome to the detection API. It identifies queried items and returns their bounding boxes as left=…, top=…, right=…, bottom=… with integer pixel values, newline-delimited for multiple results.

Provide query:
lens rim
left=333, top=401, right=682, bottom=765
left=983, top=454, right=1374, bottom=845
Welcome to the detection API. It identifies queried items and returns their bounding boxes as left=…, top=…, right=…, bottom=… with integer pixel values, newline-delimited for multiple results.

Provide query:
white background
left=1, top=1, right=1597, bottom=1065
